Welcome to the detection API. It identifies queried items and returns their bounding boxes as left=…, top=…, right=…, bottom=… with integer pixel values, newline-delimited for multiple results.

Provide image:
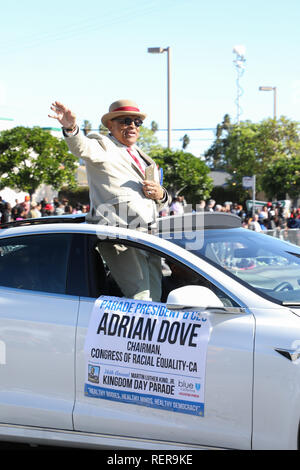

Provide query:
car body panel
left=74, top=297, right=254, bottom=450
left=0, top=287, right=78, bottom=429
left=0, top=422, right=214, bottom=450
left=252, top=307, right=300, bottom=449
left=0, top=220, right=299, bottom=449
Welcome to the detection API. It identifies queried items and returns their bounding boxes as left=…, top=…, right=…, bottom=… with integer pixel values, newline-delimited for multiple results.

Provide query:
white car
left=0, top=212, right=299, bottom=450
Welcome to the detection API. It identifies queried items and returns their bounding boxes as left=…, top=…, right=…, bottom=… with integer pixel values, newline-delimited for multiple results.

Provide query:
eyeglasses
left=113, top=117, right=143, bottom=127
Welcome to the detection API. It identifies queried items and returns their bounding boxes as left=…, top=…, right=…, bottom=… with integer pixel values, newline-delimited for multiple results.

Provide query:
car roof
left=0, top=213, right=86, bottom=229
left=0, top=211, right=242, bottom=232
left=158, top=212, right=242, bottom=232
left=0, top=216, right=270, bottom=309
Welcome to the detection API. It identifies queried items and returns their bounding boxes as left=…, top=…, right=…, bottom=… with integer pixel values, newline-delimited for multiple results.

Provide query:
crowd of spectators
left=161, top=196, right=300, bottom=234
left=1, top=194, right=300, bottom=236
left=0, top=195, right=89, bottom=224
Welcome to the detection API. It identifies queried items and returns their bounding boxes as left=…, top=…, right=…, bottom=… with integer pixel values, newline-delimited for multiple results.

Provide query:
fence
left=265, top=228, right=300, bottom=247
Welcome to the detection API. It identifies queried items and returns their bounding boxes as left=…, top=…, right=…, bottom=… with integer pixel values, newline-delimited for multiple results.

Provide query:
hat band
left=112, top=106, right=140, bottom=113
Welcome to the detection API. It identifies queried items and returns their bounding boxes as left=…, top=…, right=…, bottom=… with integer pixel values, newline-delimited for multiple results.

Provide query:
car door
left=73, top=234, right=254, bottom=449
left=0, top=232, right=79, bottom=430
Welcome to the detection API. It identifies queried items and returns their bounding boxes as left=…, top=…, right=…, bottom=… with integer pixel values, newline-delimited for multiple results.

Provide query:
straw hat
left=101, top=99, right=147, bottom=128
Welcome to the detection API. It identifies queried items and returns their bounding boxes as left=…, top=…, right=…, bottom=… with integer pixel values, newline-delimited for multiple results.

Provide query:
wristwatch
left=62, top=124, right=78, bottom=136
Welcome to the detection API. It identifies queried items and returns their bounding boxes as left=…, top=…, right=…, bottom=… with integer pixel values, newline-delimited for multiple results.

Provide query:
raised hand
left=48, top=101, right=77, bottom=129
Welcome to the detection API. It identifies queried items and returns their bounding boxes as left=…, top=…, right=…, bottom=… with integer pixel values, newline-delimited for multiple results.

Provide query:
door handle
left=275, top=348, right=300, bottom=362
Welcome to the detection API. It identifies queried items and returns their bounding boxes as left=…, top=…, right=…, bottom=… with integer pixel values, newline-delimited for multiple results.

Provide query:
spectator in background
left=205, top=199, right=216, bottom=212
left=287, top=214, right=300, bottom=228
left=15, top=207, right=26, bottom=221
left=248, top=214, right=262, bottom=232
left=237, top=205, right=246, bottom=219
left=53, top=197, right=60, bottom=212
left=231, top=203, right=240, bottom=215
left=22, top=195, right=31, bottom=216
left=55, top=202, right=65, bottom=215
left=64, top=204, right=73, bottom=214
left=196, top=200, right=206, bottom=212
left=242, top=217, right=249, bottom=229
left=222, top=203, right=231, bottom=213
left=43, top=203, right=54, bottom=216
left=169, top=196, right=184, bottom=215
left=275, top=202, right=285, bottom=227
left=29, top=202, right=41, bottom=218
left=258, top=206, right=268, bottom=221
left=12, top=199, right=21, bottom=217
left=0, top=197, right=5, bottom=215
left=1, top=202, right=12, bottom=224
left=289, top=207, right=300, bottom=221
left=74, top=203, right=83, bottom=214
left=258, top=212, right=267, bottom=231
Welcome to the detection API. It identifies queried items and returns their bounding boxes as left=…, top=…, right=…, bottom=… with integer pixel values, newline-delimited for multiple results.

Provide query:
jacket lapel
left=134, top=146, right=155, bottom=166
left=107, top=134, right=151, bottom=179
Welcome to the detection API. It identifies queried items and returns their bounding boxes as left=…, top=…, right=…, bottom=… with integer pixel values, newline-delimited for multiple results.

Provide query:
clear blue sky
left=0, top=0, right=299, bottom=156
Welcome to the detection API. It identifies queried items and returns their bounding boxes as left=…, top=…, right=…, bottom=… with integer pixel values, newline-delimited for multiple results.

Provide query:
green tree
left=205, top=115, right=300, bottom=199
left=204, top=114, right=232, bottom=169
left=150, top=121, right=159, bottom=133
left=225, top=117, right=300, bottom=195
left=98, top=124, right=109, bottom=135
left=180, top=134, right=190, bottom=150
left=82, top=120, right=92, bottom=136
left=0, top=126, right=78, bottom=197
left=138, top=126, right=162, bottom=154
left=262, top=154, right=300, bottom=199
left=150, top=148, right=213, bottom=205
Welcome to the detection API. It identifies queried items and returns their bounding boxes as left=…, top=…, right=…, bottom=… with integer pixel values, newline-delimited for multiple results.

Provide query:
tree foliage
left=262, top=154, right=300, bottom=199
left=98, top=123, right=109, bottom=135
left=205, top=115, right=300, bottom=199
left=180, top=134, right=190, bottom=150
left=82, top=120, right=92, bottom=136
left=204, top=114, right=231, bottom=169
left=150, top=148, right=213, bottom=205
left=0, top=126, right=78, bottom=196
left=136, top=125, right=213, bottom=204
left=137, top=126, right=162, bottom=154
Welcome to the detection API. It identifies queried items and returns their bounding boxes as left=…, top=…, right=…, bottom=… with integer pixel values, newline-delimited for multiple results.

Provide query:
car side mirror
left=166, top=285, right=224, bottom=310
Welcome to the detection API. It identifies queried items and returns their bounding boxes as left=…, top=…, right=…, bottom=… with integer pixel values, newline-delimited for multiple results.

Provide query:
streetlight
left=259, top=86, right=277, bottom=120
left=147, top=47, right=171, bottom=148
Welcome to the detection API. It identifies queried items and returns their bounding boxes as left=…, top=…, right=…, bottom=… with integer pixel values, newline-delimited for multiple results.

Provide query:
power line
left=0, top=1, right=164, bottom=54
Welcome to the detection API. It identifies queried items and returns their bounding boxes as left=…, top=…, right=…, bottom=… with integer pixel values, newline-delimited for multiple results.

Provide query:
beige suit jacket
left=65, top=131, right=167, bottom=229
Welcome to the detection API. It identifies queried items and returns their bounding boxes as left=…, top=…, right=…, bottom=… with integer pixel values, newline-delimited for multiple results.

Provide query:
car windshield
left=161, top=227, right=300, bottom=305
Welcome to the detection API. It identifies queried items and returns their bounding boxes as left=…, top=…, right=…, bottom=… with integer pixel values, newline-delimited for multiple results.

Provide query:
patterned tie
left=127, top=147, right=145, bottom=175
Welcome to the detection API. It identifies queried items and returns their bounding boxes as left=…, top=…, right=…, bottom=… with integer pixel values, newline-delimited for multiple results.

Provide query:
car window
left=91, top=238, right=238, bottom=307
left=166, top=228, right=300, bottom=305
left=0, top=233, right=72, bottom=294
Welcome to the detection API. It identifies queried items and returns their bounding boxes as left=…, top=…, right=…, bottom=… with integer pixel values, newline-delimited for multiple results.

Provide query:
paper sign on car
left=84, top=296, right=211, bottom=416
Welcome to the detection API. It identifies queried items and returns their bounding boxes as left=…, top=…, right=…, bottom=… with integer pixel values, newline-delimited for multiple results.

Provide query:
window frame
left=0, top=232, right=74, bottom=296
left=79, top=234, right=242, bottom=307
